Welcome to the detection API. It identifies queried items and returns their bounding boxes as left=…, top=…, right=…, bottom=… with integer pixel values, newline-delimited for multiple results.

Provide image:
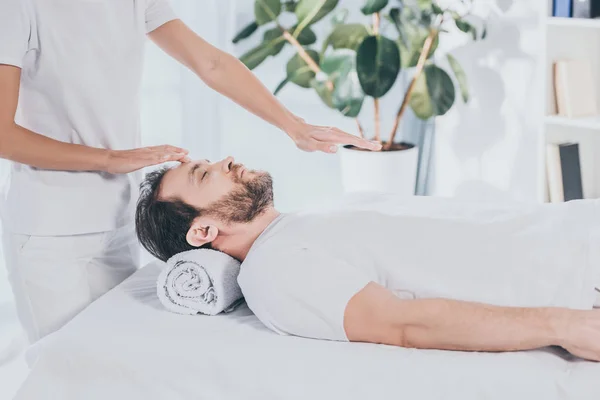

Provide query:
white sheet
left=16, top=262, right=600, bottom=400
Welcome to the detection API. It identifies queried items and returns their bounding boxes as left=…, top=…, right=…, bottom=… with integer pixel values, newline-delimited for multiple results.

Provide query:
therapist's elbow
left=196, top=51, right=237, bottom=87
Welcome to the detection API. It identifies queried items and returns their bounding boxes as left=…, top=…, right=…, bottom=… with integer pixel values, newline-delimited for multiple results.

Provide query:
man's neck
left=212, top=208, right=281, bottom=261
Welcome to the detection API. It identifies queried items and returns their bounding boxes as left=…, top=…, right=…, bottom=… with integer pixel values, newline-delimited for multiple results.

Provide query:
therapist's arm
left=0, top=64, right=189, bottom=173
left=344, top=282, right=600, bottom=361
left=149, top=20, right=381, bottom=154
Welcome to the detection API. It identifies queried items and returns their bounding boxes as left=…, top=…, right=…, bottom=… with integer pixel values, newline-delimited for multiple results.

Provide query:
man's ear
left=186, top=219, right=219, bottom=248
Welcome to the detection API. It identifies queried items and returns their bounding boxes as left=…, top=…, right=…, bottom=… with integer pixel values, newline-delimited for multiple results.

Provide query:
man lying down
left=135, top=157, right=600, bottom=362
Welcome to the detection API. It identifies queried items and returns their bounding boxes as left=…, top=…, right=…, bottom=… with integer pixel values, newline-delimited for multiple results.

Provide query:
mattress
left=15, top=262, right=600, bottom=400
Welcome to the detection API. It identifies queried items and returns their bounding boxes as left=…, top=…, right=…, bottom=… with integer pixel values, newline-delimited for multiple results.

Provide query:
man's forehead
left=158, top=166, right=185, bottom=199
left=158, top=160, right=208, bottom=198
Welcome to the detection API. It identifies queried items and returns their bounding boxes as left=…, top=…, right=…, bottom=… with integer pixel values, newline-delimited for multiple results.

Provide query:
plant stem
left=374, top=98, right=381, bottom=142
left=386, top=29, right=438, bottom=150
left=282, top=30, right=320, bottom=75
left=373, top=12, right=381, bottom=143
left=356, top=119, right=365, bottom=139
left=281, top=29, right=334, bottom=92
left=373, top=12, right=380, bottom=35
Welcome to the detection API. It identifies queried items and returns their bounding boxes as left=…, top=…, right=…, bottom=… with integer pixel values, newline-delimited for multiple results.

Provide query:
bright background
left=0, top=0, right=544, bottom=396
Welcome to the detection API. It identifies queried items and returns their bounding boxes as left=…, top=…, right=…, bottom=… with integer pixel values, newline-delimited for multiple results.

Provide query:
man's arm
left=344, top=282, right=600, bottom=361
left=148, top=20, right=381, bottom=154
left=0, top=65, right=188, bottom=173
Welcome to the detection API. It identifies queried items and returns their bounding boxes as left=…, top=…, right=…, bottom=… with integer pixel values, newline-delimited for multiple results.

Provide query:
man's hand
left=558, top=309, right=600, bottom=361
left=344, top=282, right=600, bottom=362
left=285, top=118, right=382, bottom=154
left=104, top=145, right=190, bottom=174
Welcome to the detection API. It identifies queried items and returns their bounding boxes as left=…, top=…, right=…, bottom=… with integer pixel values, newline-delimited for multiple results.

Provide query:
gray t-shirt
left=238, top=194, right=600, bottom=342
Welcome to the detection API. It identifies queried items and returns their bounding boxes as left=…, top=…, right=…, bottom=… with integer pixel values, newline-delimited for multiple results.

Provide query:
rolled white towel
left=157, top=249, right=244, bottom=316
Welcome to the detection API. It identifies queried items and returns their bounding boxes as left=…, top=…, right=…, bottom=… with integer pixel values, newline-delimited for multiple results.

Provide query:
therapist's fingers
left=312, top=140, right=339, bottom=154
left=105, top=145, right=190, bottom=174
left=157, top=153, right=189, bottom=163
left=316, top=128, right=382, bottom=151
left=149, top=145, right=188, bottom=155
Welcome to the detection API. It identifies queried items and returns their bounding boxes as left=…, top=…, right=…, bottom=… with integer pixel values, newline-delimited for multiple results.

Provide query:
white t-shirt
left=0, top=0, right=177, bottom=235
left=238, top=194, right=600, bottom=342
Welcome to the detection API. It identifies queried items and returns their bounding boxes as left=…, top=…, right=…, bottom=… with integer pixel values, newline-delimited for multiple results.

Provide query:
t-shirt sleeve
left=0, top=0, right=31, bottom=68
left=145, top=0, right=178, bottom=34
left=239, top=247, right=374, bottom=342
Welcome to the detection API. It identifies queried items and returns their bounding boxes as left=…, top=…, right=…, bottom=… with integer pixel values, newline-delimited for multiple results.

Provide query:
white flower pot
left=338, top=144, right=419, bottom=195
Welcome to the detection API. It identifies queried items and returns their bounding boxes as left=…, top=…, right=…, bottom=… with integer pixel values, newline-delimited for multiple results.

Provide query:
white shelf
left=546, top=17, right=600, bottom=29
left=545, top=115, right=600, bottom=130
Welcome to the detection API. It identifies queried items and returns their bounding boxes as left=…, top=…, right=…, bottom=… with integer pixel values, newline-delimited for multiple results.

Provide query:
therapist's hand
left=285, top=118, right=382, bottom=154
left=104, top=145, right=191, bottom=174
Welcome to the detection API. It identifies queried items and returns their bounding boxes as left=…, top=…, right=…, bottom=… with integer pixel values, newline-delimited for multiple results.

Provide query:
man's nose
left=220, top=156, right=235, bottom=173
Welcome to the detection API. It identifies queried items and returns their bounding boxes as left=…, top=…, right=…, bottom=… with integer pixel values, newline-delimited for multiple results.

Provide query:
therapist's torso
left=1, top=0, right=175, bottom=236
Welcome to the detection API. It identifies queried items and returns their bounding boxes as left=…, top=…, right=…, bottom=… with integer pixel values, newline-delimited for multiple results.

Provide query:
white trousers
left=2, top=224, right=139, bottom=343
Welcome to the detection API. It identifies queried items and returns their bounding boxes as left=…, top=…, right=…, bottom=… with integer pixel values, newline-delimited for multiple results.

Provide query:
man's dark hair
left=135, top=167, right=209, bottom=262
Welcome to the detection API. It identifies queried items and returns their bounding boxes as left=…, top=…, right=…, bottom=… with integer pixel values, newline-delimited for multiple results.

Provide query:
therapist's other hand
left=104, top=145, right=191, bottom=174
left=286, top=118, right=382, bottom=154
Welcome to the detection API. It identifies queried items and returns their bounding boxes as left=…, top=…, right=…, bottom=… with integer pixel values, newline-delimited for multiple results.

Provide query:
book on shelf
left=572, top=0, right=600, bottom=18
left=553, top=59, right=598, bottom=118
left=553, top=0, right=572, bottom=17
left=546, top=142, right=584, bottom=202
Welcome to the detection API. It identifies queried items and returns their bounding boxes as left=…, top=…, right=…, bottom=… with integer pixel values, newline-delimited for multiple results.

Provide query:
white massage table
left=15, top=262, right=600, bottom=400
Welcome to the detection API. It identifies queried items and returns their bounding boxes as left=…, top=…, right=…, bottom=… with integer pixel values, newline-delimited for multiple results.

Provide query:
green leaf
left=410, top=64, right=455, bottom=119
left=273, top=77, right=290, bottom=95
left=389, top=7, right=409, bottom=48
left=356, top=35, right=401, bottom=98
left=331, top=8, right=349, bottom=25
left=322, top=24, right=369, bottom=55
left=318, top=50, right=365, bottom=117
left=455, top=19, right=477, bottom=40
left=283, top=1, right=298, bottom=12
left=481, top=22, right=488, bottom=39
left=335, top=73, right=365, bottom=117
left=419, top=9, right=433, bottom=26
left=263, top=28, right=287, bottom=55
left=232, top=22, right=259, bottom=44
left=320, top=49, right=353, bottom=76
left=417, top=0, right=432, bottom=10
left=310, top=79, right=335, bottom=108
left=361, top=0, right=389, bottom=15
left=239, top=31, right=285, bottom=70
left=255, top=0, right=282, bottom=25
left=331, top=58, right=365, bottom=116
left=397, top=24, right=439, bottom=68
left=295, top=0, right=340, bottom=27
left=311, top=50, right=365, bottom=116
left=264, top=28, right=282, bottom=41
left=432, top=3, right=444, bottom=14
left=240, top=44, right=276, bottom=70
left=446, top=54, right=469, bottom=102
left=286, top=50, right=320, bottom=88
left=409, top=71, right=433, bottom=119
left=294, top=26, right=317, bottom=45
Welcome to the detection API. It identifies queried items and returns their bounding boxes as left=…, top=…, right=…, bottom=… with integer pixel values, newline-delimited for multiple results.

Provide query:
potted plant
left=232, top=0, right=486, bottom=195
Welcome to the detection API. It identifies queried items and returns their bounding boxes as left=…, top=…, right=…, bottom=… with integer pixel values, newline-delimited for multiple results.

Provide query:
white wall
left=432, top=0, right=545, bottom=203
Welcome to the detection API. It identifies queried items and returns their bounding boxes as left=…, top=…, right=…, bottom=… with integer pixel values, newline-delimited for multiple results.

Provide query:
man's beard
left=206, top=170, right=274, bottom=223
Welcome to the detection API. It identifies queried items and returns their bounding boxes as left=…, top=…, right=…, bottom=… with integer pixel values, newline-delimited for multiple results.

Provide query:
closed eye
left=201, top=171, right=208, bottom=181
